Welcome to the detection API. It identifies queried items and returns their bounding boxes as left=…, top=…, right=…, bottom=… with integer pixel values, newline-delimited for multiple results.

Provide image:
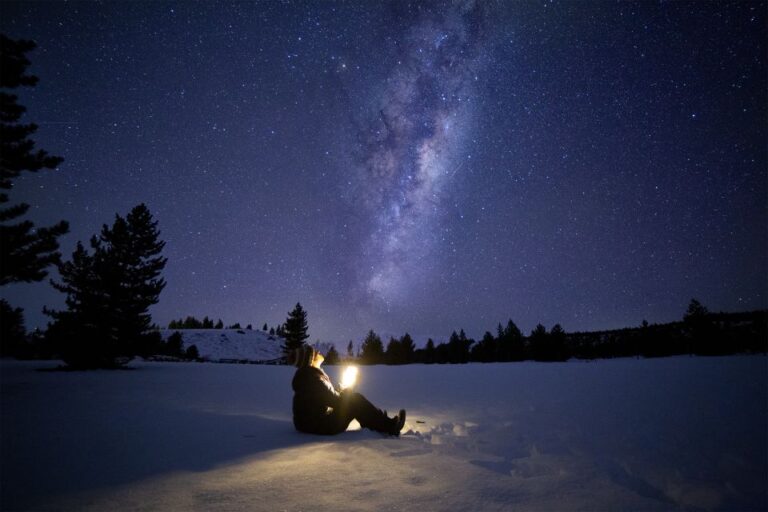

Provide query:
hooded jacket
left=291, top=366, right=343, bottom=434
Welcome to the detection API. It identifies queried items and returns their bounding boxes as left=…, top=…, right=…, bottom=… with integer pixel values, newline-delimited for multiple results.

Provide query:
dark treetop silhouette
left=0, top=34, right=68, bottom=287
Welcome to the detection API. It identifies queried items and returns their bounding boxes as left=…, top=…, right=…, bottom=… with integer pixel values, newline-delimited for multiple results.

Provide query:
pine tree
left=684, top=299, right=709, bottom=322
left=282, top=302, right=309, bottom=354
left=45, top=241, right=110, bottom=366
left=424, top=338, right=435, bottom=364
left=471, top=331, right=497, bottom=362
left=549, top=324, right=568, bottom=361
left=182, top=316, right=202, bottom=329
left=500, top=319, right=524, bottom=361
left=215, top=319, right=223, bottom=329
left=263, top=323, right=268, bottom=331
left=528, top=324, right=549, bottom=361
left=347, top=340, right=354, bottom=359
left=0, top=35, right=69, bottom=286
left=166, top=331, right=184, bottom=357
left=46, top=204, right=167, bottom=368
left=0, top=299, right=26, bottom=357
left=324, top=346, right=340, bottom=365
left=385, top=337, right=400, bottom=364
left=399, top=333, right=415, bottom=364
left=445, top=329, right=472, bottom=363
left=684, top=298, right=716, bottom=354
left=359, top=329, right=384, bottom=364
left=385, top=332, right=416, bottom=364
left=99, top=204, right=167, bottom=354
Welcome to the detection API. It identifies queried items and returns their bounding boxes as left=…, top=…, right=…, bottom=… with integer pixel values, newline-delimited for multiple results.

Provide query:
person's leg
left=320, top=413, right=354, bottom=435
left=339, top=391, right=398, bottom=434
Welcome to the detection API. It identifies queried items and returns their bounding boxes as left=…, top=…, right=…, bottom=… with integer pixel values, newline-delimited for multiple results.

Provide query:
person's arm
left=309, top=369, right=342, bottom=409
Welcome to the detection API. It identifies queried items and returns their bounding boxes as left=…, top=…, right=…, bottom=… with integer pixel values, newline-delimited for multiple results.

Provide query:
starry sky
left=1, top=1, right=766, bottom=345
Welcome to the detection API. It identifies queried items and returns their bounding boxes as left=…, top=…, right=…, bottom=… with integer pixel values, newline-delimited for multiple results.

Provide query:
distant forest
left=157, top=300, right=768, bottom=367
left=167, top=316, right=285, bottom=336
left=336, top=301, right=767, bottom=366
left=2, top=295, right=765, bottom=366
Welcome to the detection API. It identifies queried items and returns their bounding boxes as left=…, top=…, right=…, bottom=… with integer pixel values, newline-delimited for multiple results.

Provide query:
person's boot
left=388, top=409, right=406, bottom=435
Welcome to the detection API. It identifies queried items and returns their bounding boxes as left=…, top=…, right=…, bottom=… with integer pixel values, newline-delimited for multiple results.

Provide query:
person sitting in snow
left=288, top=346, right=406, bottom=436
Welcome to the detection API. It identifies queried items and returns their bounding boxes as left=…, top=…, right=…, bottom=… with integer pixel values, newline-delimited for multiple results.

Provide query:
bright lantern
left=340, top=366, right=358, bottom=390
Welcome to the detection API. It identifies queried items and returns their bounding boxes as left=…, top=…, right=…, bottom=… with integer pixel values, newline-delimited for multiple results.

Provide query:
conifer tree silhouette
left=282, top=303, right=309, bottom=355
left=0, top=35, right=68, bottom=285
left=46, top=204, right=166, bottom=368
left=360, top=329, right=384, bottom=364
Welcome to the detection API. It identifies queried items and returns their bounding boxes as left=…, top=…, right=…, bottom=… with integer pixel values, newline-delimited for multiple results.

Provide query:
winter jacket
left=292, top=366, right=344, bottom=434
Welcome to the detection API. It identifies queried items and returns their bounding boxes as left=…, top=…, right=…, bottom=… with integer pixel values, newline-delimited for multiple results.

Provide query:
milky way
left=352, top=2, right=487, bottom=305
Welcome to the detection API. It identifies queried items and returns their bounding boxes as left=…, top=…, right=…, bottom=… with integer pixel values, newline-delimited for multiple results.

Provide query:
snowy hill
left=2, top=356, right=766, bottom=511
left=159, top=329, right=285, bottom=363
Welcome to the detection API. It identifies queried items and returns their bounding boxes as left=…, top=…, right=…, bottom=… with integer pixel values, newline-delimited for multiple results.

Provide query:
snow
left=1, top=356, right=766, bottom=511
left=159, top=329, right=285, bottom=362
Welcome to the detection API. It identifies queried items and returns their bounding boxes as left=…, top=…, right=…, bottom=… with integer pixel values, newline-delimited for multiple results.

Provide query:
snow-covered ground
left=159, top=329, right=285, bottom=362
left=1, top=356, right=766, bottom=511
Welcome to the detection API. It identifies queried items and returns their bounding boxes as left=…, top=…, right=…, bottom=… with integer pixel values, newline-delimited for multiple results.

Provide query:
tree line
left=169, top=317, right=248, bottom=331
left=245, top=295, right=767, bottom=366
left=363, top=304, right=764, bottom=365
left=166, top=316, right=285, bottom=336
left=302, top=300, right=766, bottom=366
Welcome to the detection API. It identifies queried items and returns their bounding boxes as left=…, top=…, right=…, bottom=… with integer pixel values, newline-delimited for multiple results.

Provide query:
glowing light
left=340, top=366, right=358, bottom=390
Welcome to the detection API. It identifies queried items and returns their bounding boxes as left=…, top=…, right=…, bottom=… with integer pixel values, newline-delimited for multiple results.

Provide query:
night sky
left=1, top=1, right=765, bottom=345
